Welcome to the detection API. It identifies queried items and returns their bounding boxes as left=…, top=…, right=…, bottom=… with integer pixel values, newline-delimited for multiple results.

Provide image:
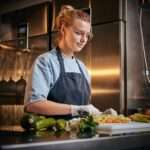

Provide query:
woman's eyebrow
left=74, top=27, right=90, bottom=34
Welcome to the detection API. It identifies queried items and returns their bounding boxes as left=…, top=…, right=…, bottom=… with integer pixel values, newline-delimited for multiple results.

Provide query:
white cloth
left=103, top=108, right=118, bottom=116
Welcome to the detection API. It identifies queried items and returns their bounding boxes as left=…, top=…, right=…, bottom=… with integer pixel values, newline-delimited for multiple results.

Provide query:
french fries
left=94, top=114, right=131, bottom=124
left=129, top=113, right=150, bottom=123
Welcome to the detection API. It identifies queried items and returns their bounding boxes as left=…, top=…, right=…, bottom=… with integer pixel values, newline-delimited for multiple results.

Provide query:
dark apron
left=47, top=47, right=91, bottom=119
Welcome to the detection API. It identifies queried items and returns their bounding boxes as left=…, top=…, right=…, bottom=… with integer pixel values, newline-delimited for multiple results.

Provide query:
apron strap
left=56, top=47, right=65, bottom=74
left=75, top=59, right=85, bottom=77
left=56, top=46, right=86, bottom=78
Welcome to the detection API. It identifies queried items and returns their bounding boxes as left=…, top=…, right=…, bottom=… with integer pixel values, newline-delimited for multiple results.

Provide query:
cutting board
left=97, top=122, right=150, bottom=135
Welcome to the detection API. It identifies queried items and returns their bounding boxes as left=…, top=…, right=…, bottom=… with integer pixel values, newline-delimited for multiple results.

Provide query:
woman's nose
left=80, top=34, right=86, bottom=43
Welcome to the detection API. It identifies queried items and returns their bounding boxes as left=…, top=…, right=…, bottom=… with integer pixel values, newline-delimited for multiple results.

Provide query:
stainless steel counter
left=0, top=127, right=150, bottom=150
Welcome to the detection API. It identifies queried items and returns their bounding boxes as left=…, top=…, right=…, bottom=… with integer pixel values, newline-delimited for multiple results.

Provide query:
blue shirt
left=24, top=48, right=91, bottom=105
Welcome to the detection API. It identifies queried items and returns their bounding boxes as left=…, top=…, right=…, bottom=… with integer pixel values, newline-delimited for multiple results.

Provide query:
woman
left=24, top=5, right=100, bottom=118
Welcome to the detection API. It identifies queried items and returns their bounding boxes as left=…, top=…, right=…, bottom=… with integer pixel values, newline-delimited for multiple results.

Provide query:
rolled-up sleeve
left=24, top=55, right=52, bottom=105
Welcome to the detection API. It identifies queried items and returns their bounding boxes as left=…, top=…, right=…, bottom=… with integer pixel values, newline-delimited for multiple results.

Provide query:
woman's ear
left=60, top=24, right=65, bottom=36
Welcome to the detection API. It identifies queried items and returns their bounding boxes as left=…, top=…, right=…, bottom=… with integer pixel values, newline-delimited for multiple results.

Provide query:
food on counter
left=21, top=113, right=98, bottom=138
left=130, top=113, right=150, bottom=123
left=20, top=113, right=46, bottom=130
left=55, top=119, right=66, bottom=130
left=78, top=115, right=98, bottom=138
left=21, top=113, right=133, bottom=138
left=35, top=118, right=56, bottom=131
left=94, top=114, right=131, bottom=124
left=20, top=113, right=67, bottom=131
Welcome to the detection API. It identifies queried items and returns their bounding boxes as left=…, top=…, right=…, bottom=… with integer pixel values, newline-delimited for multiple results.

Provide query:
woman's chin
left=74, top=47, right=83, bottom=52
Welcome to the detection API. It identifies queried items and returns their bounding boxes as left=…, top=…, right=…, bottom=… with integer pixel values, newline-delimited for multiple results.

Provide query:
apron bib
left=47, top=47, right=91, bottom=119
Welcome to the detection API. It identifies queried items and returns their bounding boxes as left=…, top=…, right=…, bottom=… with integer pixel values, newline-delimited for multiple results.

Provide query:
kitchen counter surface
left=0, top=126, right=150, bottom=150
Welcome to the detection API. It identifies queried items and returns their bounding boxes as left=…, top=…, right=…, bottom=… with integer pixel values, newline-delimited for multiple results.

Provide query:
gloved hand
left=71, top=104, right=102, bottom=116
left=102, top=108, right=118, bottom=116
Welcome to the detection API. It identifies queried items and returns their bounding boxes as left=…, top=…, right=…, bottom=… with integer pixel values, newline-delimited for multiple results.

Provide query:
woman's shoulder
left=35, top=48, right=57, bottom=64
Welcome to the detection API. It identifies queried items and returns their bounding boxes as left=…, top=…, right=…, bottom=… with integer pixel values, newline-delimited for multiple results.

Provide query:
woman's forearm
left=25, top=100, right=71, bottom=115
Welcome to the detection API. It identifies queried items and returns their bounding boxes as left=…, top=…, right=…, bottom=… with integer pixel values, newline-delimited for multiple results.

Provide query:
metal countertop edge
left=1, top=132, right=150, bottom=149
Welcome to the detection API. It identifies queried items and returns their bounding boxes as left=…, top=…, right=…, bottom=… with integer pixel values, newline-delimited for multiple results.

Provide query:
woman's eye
left=74, top=29, right=91, bottom=40
left=75, top=31, right=82, bottom=35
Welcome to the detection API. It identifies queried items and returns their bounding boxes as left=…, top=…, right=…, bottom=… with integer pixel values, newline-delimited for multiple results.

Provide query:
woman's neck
left=58, top=42, right=74, bottom=58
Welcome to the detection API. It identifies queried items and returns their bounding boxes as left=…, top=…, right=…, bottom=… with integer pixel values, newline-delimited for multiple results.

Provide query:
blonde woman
left=24, top=5, right=100, bottom=119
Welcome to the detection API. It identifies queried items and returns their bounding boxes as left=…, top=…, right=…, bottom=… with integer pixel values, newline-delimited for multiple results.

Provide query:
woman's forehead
left=71, top=18, right=91, bottom=31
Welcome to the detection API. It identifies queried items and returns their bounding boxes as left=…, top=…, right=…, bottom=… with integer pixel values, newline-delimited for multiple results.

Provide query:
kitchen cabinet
left=0, top=2, right=52, bottom=49
left=0, top=2, right=52, bottom=105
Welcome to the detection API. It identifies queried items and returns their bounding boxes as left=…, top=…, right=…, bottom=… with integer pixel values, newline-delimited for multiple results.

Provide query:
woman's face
left=62, top=18, right=91, bottom=54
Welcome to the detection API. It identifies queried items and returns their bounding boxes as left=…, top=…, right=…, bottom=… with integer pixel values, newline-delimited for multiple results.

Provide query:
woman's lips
left=77, top=43, right=84, bottom=48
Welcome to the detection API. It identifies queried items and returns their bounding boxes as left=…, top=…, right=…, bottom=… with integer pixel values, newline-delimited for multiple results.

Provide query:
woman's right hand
left=71, top=104, right=102, bottom=116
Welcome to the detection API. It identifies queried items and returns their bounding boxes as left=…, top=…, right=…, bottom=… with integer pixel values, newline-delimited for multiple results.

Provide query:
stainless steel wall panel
left=88, top=22, right=124, bottom=112
left=91, top=0, right=126, bottom=25
left=126, top=0, right=150, bottom=111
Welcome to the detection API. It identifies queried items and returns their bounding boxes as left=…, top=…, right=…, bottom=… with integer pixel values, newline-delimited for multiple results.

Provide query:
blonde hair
left=54, top=5, right=92, bottom=44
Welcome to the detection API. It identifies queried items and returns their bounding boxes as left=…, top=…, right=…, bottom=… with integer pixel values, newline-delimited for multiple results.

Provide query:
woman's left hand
left=85, top=104, right=102, bottom=115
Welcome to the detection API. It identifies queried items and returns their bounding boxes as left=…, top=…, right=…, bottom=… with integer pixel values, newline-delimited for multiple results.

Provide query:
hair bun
left=60, top=5, right=74, bottom=13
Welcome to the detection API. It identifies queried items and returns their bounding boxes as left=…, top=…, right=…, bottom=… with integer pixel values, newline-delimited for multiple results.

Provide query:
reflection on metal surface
left=88, top=68, right=120, bottom=77
left=17, top=69, right=23, bottom=78
left=126, top=0, right=150, bottom=107
left=92, top=88, right=120, bottom=95
left=79, top=23, right=122, bottom=112
left=0, top=43, right=15, bottom=50
left=0, top=105, right=24, bottom=125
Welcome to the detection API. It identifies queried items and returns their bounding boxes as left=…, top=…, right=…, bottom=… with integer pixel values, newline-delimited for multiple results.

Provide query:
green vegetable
left=56, top=119, right=66, bottom=130
left=35, top=118, right=56, bottom=131
left=20, top=113, right=46, bottom=130
left=78, top=115, right=98, bottom=138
